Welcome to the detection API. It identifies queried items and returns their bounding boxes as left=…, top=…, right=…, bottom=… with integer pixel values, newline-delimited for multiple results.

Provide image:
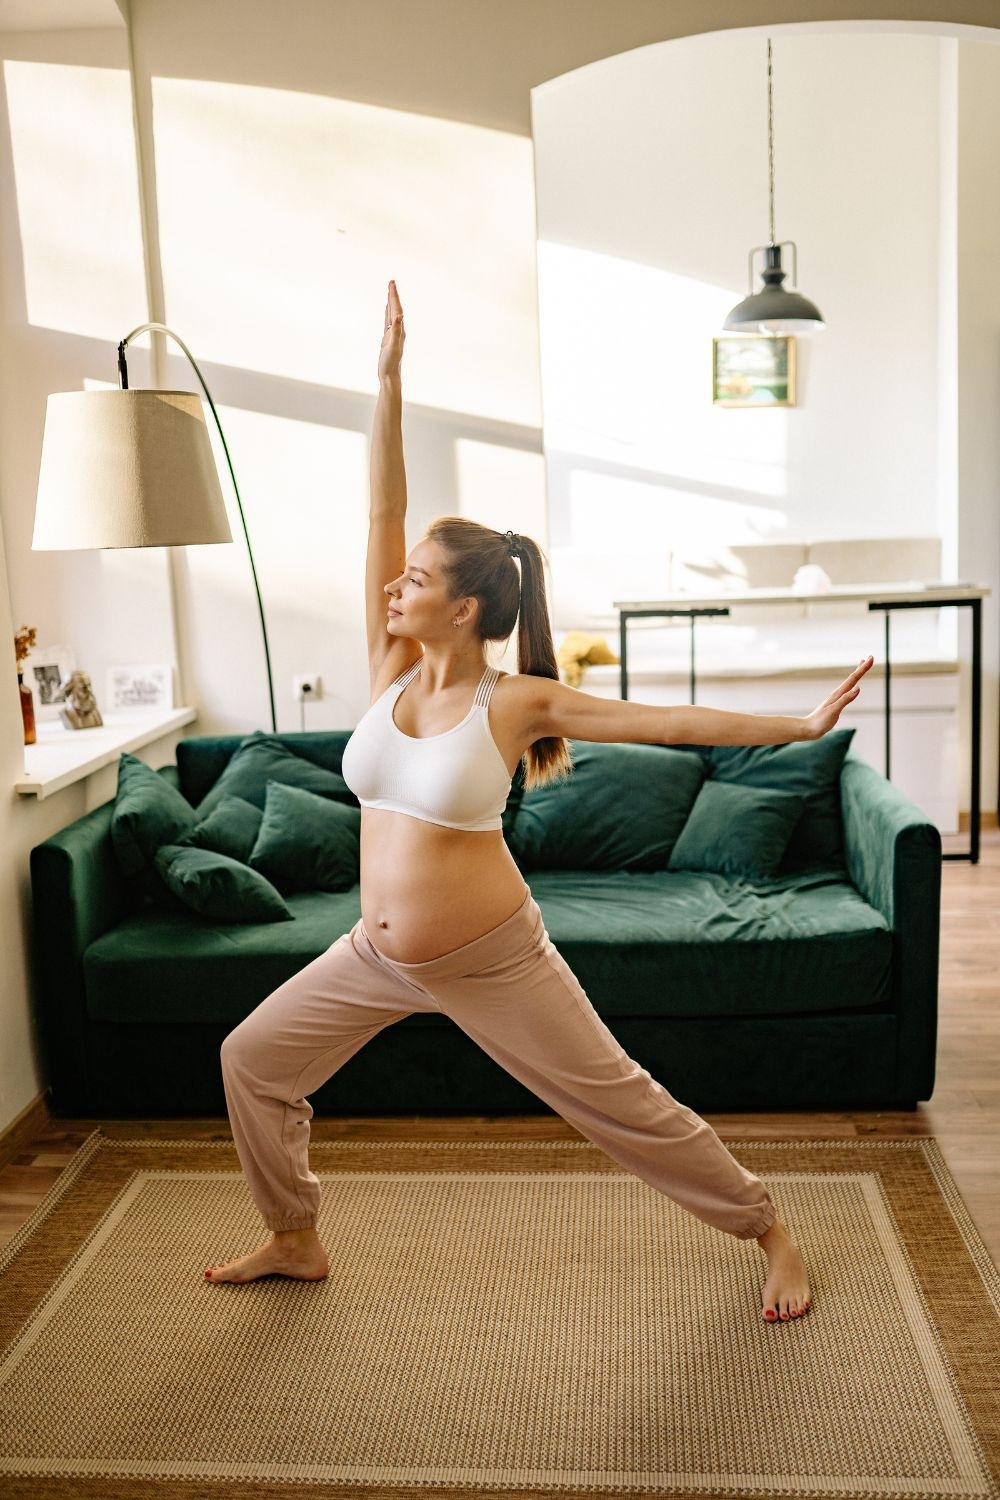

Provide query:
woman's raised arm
left=366, top=282, right=410, bottom=686
left=371, top=279, right=406, bottom=515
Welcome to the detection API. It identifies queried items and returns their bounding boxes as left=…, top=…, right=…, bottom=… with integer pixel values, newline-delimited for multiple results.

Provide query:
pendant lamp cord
left=767, top=38, right=775, bottom=247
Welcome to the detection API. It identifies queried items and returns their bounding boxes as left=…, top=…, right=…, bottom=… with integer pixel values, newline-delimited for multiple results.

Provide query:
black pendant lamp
left=724, top=38, right=825, bottom=336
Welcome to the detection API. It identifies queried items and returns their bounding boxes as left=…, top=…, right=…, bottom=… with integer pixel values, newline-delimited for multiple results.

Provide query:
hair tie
left=504, top=529, right=522, bottom=559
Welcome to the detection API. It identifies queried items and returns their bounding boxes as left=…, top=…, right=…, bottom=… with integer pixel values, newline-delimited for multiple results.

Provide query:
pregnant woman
left=208, top=279, right=874, bottom=1323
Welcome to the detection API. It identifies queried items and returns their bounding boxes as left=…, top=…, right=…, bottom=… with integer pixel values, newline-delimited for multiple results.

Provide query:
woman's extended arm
left=527, top=657, right=875, bottom=747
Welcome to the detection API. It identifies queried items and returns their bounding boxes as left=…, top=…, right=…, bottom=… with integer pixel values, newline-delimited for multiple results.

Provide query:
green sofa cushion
left=193, top=731, right=355, bottom=818
left=507, top=741, right=706, bottom=872
left=526, top=869, right=891, bottom=1018
left=174, top=795, right=264, bottom=864
left=110, top=751, right=198, bottom=905
left=692, top=727, right=857, bottom=874
left=668, top=781, right=806, bottom=879
left=85, top=888, right=362, bottom=1024
left=248, top=781, right=361, bottom=893
left=83, top=870, right=890, bottom=1026
left=176, top=731, right=350, bottom=807
left=154, top=844, right=294, bottom=925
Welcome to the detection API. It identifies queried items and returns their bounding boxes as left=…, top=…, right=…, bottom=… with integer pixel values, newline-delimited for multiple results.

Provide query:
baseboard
left=0, top=1089, right=53, bottom=1172
left=956, top=810, right=998, bottom=832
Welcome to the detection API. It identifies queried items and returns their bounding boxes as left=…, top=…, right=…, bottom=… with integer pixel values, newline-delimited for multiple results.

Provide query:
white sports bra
left=340, top=658, right=513, bottom=832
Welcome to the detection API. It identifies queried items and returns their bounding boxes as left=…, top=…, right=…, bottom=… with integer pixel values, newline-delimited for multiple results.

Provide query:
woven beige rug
left=0, top=1131, right=997, bottom=1500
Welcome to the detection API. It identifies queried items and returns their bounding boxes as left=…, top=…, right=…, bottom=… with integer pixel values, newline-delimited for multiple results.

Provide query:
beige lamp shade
left=32, top=389, right=233, bottom=550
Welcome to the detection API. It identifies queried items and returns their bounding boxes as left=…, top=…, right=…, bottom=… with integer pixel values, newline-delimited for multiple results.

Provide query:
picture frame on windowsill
left=106, top=662, right=173, bottom=712
left=21, top=644, right=75, bottom=723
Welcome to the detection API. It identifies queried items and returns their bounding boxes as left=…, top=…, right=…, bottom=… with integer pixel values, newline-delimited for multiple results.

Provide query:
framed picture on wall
left=712, top=335, right=796, bottom=407
left=21, top=644, right=75, bottom=723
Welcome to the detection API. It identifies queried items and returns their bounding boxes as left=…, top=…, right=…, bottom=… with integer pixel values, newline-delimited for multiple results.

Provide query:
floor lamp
left=31, top=321, right=278, bottom=733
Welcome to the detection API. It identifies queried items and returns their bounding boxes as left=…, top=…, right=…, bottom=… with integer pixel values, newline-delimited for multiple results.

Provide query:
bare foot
left=756, top=1217, right=812, bottom=1323
left=205, top=1229, right=329, bottom=1284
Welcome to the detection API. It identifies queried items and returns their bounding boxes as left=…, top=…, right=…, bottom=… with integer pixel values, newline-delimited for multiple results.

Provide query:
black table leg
left=619, top=612, right=628, bottom=701
left=938, top=599, right=980, bottom=864
left=617, top=608, right=728, bottom=701
left=870, top=596, right=980, bottom=864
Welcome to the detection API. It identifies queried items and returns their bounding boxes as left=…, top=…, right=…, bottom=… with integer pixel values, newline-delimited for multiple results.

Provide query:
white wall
left=0, top=3, right=551, bottom=1138
left=0, top=24, right=186, bottom=1146
left=531, top=25, right=999, bottom=828
left=1, top=3, right=998, bottom=1139
left=955, top=38, right=1000, bottom=835
left=127, top=56, right=547, bottom=733
left=533, top=29, right=943, bottom=566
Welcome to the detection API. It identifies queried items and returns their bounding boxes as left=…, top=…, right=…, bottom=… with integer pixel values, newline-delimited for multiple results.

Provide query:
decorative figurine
left=51, top=670, right=104, bottom=730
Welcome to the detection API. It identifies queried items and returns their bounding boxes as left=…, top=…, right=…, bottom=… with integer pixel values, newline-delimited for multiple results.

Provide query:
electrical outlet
left=293, top=673, right=322, bottom=703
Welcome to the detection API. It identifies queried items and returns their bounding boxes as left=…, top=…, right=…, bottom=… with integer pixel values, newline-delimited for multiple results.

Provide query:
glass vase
left=18, top=670, right=36, bottom=745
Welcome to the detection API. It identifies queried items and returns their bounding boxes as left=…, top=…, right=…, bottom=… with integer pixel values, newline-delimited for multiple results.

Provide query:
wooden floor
left=3, top=826, right=998, bottom=1267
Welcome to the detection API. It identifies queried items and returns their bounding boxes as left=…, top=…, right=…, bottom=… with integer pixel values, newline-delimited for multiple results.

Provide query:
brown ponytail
left=424, top=515, right=573, bottom=791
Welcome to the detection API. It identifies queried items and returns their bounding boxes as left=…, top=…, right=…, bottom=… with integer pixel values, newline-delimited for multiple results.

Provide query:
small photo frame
left=22, top=644, right=75, bottom=723
left=712, top=335, right=796, bottom=407
left=106, top=663, right=173, bottom=711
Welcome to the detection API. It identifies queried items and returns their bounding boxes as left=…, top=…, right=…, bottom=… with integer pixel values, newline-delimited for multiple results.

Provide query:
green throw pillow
left=154, top=844, right=294, bottom=924
left=707, top=727, right=856, bottom=873
left=110, top=751, right=198, bottom=904
left=667, top=780, right=806, bottom=879
left=248, top=780, right=361, bottom=893
left=506, top=740, right=706, bottom=872
left=174, top=795, right=264, bottom=864
left=194, top=731, right=355, bottom=819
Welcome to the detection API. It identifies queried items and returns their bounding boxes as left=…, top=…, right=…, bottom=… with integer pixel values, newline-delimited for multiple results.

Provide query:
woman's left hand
left=803, top=655, right=874, bottom=739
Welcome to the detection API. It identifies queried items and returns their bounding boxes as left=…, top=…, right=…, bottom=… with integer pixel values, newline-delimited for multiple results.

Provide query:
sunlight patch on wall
left=449, top=436, right=549, bottom=664
left=150, top=76, right=541, bottom=425
left=451, top=437, right=548, bottom=552
left=536, top=238, right=791, bottom=498
left=181, top=401, right=368, bottom=616
left=548, top=466, right=790, bottom=628
left=4, top=61, right=146, bottom=341
left=170, top=400, right=370, bottom=726
left=569, top=471, right=790, bottom=555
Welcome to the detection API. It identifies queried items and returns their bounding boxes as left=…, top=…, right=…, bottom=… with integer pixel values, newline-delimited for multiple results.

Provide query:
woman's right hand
left=378, top=279, right=405, bottom=382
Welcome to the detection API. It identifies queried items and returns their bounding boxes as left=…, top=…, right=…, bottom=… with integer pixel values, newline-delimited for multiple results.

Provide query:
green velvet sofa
left=29, top=728, right=941, bottom=1119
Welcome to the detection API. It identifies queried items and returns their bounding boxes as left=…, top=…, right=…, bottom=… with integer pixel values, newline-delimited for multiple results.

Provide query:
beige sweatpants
left=220, top=885, right=778, bottom=1240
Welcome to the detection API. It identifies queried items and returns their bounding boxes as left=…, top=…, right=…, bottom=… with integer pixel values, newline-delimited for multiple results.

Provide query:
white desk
left=611, top=581, right=990, bottom=863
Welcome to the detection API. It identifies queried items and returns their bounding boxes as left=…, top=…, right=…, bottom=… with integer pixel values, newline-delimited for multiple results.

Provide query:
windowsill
left=16, top=706, right=198, bottom=800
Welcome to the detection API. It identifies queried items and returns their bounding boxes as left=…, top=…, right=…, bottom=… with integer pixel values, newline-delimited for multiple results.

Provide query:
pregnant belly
left=358, top=807, right=528, bottom=963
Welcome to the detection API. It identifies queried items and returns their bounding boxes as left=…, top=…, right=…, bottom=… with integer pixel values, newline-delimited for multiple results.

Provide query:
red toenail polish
left=205, top=1269, right=213, bottom=1277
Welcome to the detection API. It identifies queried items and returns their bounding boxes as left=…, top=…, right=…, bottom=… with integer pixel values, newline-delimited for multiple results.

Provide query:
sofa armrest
left=840, top=750, right=941, bottom=1099
left=28, top=763, right=180, bottom=1113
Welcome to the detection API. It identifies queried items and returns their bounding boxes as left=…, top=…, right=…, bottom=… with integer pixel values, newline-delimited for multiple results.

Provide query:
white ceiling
left=0, top=0, right=123, bottom=31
